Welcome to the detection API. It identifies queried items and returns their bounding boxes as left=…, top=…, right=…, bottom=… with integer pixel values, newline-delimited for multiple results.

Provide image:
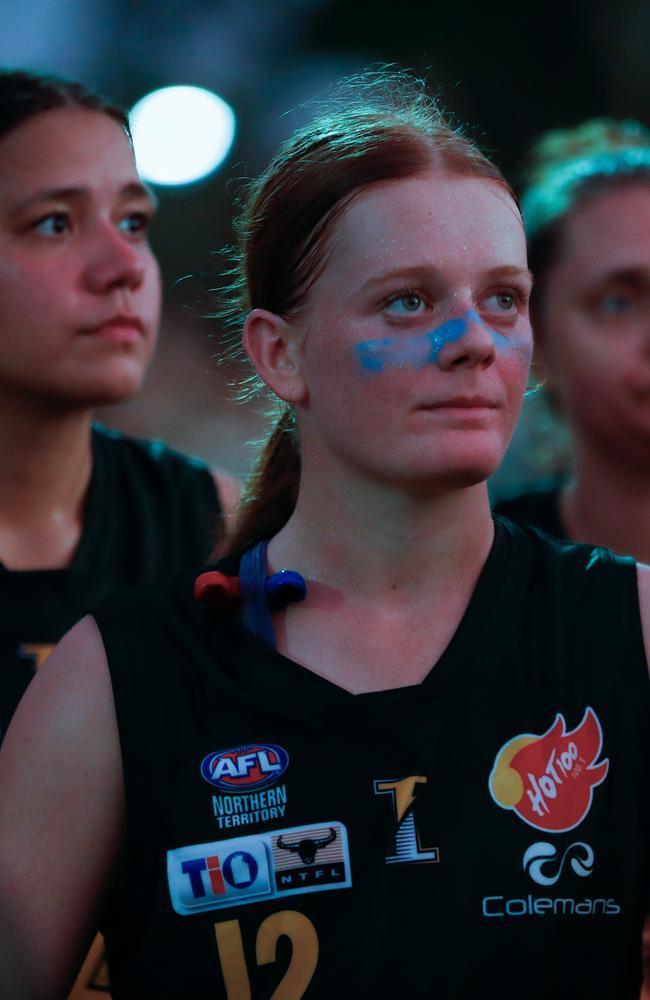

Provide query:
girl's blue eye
left=598, top=293, right=632, bottom=316
left=118, top=212, right=150, bottom=235
left=384, top=292, right=426, bottom=315
left=34, top=213, right=69, bottom=235
left=484, top=291, right=517, bottom=313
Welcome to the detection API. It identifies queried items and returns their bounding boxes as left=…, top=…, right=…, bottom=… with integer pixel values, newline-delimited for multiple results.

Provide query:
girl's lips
left=421, top=396, right=499, bottom=409
left=82, top=316, right=145, bottom=343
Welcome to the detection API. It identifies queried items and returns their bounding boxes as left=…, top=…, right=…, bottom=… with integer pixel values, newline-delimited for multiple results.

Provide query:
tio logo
left=181, top=850, right=260, bottom=898
left=168, top=838, right=272, bottom=914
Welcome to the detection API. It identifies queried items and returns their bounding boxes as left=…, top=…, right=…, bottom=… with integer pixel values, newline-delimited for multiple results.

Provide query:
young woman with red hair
left=0, top=71, right=647, bottom=999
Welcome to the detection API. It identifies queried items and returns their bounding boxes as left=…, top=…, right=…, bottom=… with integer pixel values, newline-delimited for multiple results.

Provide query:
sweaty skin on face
left=287, top=170, right=532, bottom=491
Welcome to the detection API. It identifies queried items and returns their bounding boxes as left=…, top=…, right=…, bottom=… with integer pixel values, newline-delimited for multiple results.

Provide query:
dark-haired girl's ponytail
left=224, top=409, right=301, bottom=555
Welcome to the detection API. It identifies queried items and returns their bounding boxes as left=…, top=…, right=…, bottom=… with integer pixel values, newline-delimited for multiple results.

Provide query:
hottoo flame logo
left=201, top=744, right=289, bottom=792
left=489, top=708, right=609, bottom=832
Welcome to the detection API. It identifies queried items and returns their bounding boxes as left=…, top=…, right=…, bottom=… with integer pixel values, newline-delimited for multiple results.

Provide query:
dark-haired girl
left=0, top=69, right=239, bottom=731
left=0, top=68, right=239, bottom=999
left=0, top=73, right=648, bottom=999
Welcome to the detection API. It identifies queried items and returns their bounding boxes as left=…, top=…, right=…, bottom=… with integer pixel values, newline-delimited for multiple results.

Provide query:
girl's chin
left=384, top=462, right=502, bottom=495
left=405, top=451, right=505, bottom=491
left=52, top=376, right=148, bottom=410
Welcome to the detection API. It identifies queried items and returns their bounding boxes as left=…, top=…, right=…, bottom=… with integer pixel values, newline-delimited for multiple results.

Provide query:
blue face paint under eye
left=356, top=317, right=467, bottom=371
left=355, top=309, right=515, bottom=373
left=464, top=309, right=512, bottom=352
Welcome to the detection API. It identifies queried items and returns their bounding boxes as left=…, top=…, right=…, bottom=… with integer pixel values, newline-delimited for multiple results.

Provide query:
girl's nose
left=436, top=311, right=496, bottom=371
left=82, top=225, right=146, bottom=294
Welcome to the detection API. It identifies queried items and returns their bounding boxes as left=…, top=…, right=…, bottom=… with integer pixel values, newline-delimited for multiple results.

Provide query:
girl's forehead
left=322, top=172, right=525, bottom=280
left=563, top=183, right=650, bottom=248
left=0, top=108, right=138, bottom=205
left=546, top=183, right=650, bottom=283
left=0, top=108, right=131, bottom=173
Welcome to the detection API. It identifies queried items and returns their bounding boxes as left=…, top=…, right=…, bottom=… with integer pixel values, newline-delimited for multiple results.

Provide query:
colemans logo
left=200, top=744, right=289, bottom=792
left=489, top=708, right=609, bottom=833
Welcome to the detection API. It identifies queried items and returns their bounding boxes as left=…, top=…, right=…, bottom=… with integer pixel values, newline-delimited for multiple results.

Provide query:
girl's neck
left=562, top=437, right=650, bottom=562
left=266, top=471, right=495, bottom=694
left=0, top=400, right=94, bottom=569
left=268, top=471, right=494, bottom=604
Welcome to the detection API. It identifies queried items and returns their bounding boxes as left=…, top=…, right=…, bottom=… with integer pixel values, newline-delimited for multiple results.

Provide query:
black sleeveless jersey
left=94, top=518, right=650, bottom=999
left=0, top=424, right=222, bottom=740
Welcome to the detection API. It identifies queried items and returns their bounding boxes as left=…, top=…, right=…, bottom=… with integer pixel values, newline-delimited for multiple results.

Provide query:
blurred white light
left=130, top=85, right=236, bottom=186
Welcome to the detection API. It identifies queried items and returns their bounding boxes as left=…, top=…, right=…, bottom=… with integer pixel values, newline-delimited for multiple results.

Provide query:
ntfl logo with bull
left=167, top=822, right=352, bottom=915
left=489, top=708, right=609, bottom=832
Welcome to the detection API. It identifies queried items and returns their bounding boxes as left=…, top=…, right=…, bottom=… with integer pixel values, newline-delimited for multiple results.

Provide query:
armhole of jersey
left=91, top=599, right=131, bottom=771
left=585, top=548, right=650, bottom=696
left=89, top=598, right=133, bottom=933
left=206, top=467, right=223, bottom=518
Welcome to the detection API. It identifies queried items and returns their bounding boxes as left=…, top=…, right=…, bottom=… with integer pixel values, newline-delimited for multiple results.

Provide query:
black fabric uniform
left=94, top=518, right=650, bottom=999
left=0, top=424, right=222, bottom=739
left=492, top=480, right=566, bottom=539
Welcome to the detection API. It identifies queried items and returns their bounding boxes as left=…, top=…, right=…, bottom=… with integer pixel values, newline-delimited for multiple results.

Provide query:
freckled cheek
left=305, top=328, right=365, bottom=386
left=499, top=339, right=532, bottom=392
left=509, top=331, right=533, bottom=367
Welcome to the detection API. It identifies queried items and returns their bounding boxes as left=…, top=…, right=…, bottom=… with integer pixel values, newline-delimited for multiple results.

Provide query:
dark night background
left=2, top=0, right=647, bottom=483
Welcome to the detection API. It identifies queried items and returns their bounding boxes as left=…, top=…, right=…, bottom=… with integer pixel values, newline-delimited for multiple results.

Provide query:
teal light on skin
left=354, top=309, right=517, bottom=372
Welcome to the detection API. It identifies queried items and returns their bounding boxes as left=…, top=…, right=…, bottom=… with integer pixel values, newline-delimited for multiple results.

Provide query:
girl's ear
left=243, top=308, right=308, bottom=404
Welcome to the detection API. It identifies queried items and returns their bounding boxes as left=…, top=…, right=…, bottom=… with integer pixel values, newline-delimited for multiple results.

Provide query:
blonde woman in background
left=494, top=118, right=650, bottom=998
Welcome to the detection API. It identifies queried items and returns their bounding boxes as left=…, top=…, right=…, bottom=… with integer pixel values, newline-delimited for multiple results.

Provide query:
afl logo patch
left=200, top=744, right=289, bottom=791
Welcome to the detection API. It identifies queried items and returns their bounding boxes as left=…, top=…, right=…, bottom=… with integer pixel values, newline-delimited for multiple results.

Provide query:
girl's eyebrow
left=120, top=181, right=158, bottom=210
left=359, top=265, right=436, bottom=293
left=9, top=181, right=157, bottom=216
left=587, top=266, right=650, bottom=290
left=360, top=264, right=534, bottom=294
left=485, top=265, right=534, bottom=287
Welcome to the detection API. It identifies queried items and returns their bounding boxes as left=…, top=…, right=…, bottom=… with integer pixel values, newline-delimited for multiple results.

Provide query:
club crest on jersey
left=489, top=708, right=609, bottom=833
left=201, top=744, right=289, bottom=792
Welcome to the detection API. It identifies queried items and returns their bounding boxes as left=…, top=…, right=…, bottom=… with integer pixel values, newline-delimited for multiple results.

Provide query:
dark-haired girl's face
left=537, top=183, right=650, bottom=461
left=0, top=107, right=160, bottom=409
left=287, top=170, right=532, bottom=492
